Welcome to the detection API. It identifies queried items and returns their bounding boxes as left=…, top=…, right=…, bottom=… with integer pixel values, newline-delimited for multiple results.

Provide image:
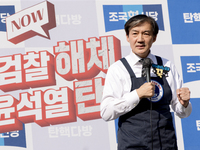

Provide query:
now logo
left=6, top=1, right=56, bottom=44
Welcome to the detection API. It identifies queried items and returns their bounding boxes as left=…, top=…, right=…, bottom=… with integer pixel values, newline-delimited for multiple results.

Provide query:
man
left=100, top=14, right=192, bottom=150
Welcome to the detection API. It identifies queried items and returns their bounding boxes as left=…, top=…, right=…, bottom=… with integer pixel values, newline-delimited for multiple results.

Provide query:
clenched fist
left=136, top=82, right=155, bottom=99
left=176, top=87, right=190, bottom=108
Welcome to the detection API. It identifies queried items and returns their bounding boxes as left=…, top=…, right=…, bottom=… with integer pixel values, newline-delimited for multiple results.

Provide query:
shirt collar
left=127, top=51, right=157, bottom=66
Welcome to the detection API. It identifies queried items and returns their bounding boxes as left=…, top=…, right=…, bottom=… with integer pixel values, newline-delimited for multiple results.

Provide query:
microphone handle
left=145, top=67, right=151, bottom=82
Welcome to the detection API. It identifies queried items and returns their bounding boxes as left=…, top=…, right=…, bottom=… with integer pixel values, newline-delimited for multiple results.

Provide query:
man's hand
left=176, top=87, right=190, bottom=108
left=136, top=82, right=155, bottom=99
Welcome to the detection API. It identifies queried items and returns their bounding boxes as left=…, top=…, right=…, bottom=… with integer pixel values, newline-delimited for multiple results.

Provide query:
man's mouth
left=136, top=45, right=145, bottom=48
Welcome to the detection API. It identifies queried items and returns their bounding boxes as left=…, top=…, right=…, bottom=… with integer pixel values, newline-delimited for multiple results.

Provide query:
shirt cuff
left=177, top=101, right=192, bottom=118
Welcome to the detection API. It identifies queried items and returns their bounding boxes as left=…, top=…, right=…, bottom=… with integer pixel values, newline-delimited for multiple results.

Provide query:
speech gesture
left=176, top=87, right=190, bottom=108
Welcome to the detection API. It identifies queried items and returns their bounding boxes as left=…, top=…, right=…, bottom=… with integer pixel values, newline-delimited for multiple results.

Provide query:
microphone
left=143, top=58, right=152, bottom=82
left=143, top=58, right=153, bottom=150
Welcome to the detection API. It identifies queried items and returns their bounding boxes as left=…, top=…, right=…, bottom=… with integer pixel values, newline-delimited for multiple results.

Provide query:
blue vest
left=118, top=56, right=177, bottom=150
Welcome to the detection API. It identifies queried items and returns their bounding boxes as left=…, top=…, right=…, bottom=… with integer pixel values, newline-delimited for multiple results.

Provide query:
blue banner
left=181, top=56, right=200, bottom=83
left=103, top=4, right=164, bottom=32
left=0, top=6, right=15, bottom=32
left=168, top=0, right=200, bottom=44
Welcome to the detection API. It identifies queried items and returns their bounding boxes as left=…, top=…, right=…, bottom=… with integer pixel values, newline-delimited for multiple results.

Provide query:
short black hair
left=124, top=14, right=159, bottom=37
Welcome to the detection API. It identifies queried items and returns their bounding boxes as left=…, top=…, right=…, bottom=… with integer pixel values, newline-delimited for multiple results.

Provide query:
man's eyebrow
left=143, top=30, right=152, bottom=33
left=130, top=29, right=152, bottom=32
left=130, top=29, right=138, bottom=32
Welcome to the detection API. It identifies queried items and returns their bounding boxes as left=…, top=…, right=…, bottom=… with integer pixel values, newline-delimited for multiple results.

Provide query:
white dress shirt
left=100, top=51, right=192, bottom=121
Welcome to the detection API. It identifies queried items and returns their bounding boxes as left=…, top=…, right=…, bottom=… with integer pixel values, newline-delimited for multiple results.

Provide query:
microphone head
left=143, top=58, right=152, bottom=68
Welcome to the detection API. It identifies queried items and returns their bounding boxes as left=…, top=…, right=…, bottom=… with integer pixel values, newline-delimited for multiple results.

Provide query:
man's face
left=126, top=22, right=157, bottom=58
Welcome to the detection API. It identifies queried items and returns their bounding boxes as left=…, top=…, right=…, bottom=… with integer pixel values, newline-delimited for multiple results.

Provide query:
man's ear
left=126, top=35, right=130, bottom=42
left=153, top=35, right=157, bottom=43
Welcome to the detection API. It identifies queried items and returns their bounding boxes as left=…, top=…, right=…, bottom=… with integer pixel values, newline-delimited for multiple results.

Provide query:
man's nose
left=137, top=34, right=144, bottom=42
